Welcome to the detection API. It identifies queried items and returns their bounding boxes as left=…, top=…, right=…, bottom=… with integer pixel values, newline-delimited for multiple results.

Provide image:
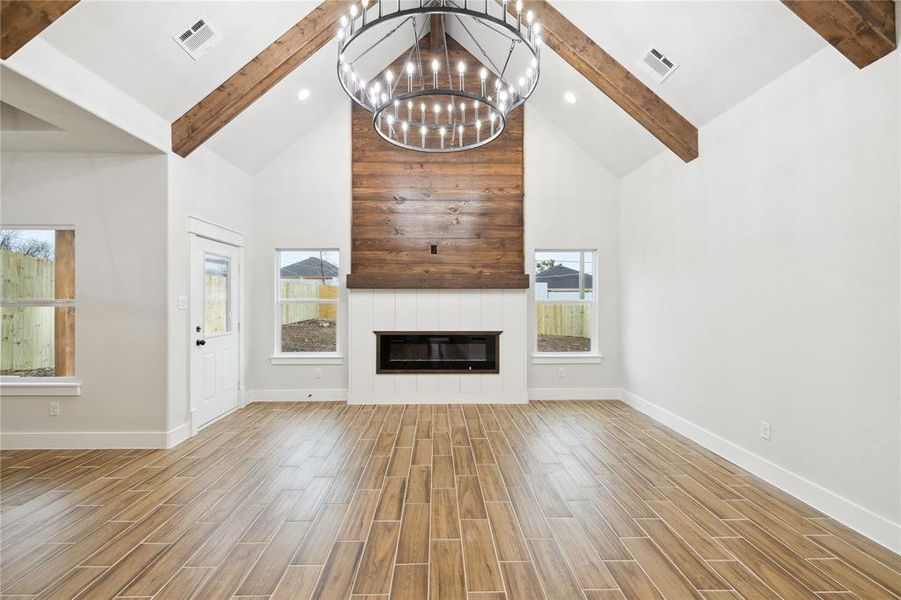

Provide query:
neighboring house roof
left=281, top=257, right=339, bottom=279
left=535, top=264, right=593, bottom=290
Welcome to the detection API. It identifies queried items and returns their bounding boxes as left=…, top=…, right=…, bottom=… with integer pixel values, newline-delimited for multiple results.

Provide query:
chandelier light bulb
left=340, top=15, right=348, bottom=27
left=476, top=119, right=482, bottom=142
left=439, top=126, right=446, bottom=149
left=420, top=125, right=427, bottom=147
left=385, top=70, right=394, bottom=84
left=480, top=68, right=488, bottom=80
left=431, top=59, right=440, bottom=72
left=534, top=23, right=541, bottom=35
left=516, top=0, right=522, bottom=12
left=405, top=62, right=415, bottom=91
left=531, top=57, right=538, bottom=68
left=458, top=124, right=464, bottom=145
left=337, top=29, right=345, bottom=41
left=526, top=10, right=533, bottom=23
left=433, top=103, right=441, bottom=124
left=402, top=121, right=409, bottom=143
left=407, top=100, right=413, bottom=120
left=350, top=4, right=358, bottom=17
left=458, top=61, right=466, bottom=74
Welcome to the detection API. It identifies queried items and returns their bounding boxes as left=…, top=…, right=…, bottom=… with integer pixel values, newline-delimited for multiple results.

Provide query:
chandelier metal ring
left=370, top=88, right=509, bottom=152
left=335, top=0, right=542, bottom=153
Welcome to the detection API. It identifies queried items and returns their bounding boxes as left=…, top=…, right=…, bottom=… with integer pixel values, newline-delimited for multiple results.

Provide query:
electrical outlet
left=760, top=420, right=771, bottom=441
left=314, top=368, right=323, bottom=379
left=557, top=367, right=565, bottom=379
left=49, top=402, right=60, bottom=417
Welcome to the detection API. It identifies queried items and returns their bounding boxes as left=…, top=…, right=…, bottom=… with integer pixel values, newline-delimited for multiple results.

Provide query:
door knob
left=196, top=339, right=206, bottom=346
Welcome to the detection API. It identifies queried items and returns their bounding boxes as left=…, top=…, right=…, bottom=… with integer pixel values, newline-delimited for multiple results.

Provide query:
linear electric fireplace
left=375, top=332, right=501, bottom=374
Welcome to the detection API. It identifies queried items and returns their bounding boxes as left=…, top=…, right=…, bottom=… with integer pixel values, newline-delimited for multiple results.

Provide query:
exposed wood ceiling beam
left=0, top=0, right=79, bottom=60
left=172, top=1, right=349, bottom=157
left=782, top=0, right=896, bottom=69
left=430, top=13, right=447, bottom=56
left=515, top=0, right=698, bottom=163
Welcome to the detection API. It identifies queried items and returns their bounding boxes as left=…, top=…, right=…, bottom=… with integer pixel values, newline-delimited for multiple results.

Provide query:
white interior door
left=190, top=235, right=240, bottom=428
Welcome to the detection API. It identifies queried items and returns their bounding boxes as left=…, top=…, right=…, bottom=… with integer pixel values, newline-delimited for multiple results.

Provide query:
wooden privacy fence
left=537, top=303, right=591, bottom=338
left=1, top=250, right=55, bottom=372
left=281, top=281, right=338, bottom=323
left=204, top=273, right=228, bottom=334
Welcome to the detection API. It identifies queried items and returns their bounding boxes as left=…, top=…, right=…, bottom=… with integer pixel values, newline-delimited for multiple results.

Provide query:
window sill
left=0, top=378, right=82, bottom=396
left=270, top=354, right=344, bottom=366
left=531, top=353, right=604, bottom=365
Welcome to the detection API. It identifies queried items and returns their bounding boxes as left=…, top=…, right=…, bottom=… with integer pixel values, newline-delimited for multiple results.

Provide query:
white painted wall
left=166, top=147, right=253, bottom=433
left=620, top=48, right=901, bottom=548
left=247, top=104, right=352, bottom=397
left=246, top=102, right=618, bottom=399
left=1, top=152, right=170, bottom=445
left=525, top=106, right=620, bottom=396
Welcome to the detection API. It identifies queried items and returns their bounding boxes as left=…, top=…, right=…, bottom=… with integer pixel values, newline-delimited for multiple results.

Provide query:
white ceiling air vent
left=639, top=47, right=678, bottom=83
left=174, top=17, right=222, bottom=61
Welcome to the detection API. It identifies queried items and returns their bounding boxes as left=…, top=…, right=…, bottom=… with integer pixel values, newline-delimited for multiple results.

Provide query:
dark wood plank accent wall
left=348, top=35, right=528, bottom=289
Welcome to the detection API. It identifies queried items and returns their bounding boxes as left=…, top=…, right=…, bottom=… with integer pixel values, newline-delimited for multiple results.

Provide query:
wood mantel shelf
left=346, top=273, right=530, bottom=289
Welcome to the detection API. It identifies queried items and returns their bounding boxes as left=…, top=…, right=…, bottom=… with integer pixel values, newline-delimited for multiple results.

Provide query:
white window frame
left=271, top=248, right=343, bottom=365
left=0, top=225, right=81, bottom=394
left=532, top=248, right=602, bottom=364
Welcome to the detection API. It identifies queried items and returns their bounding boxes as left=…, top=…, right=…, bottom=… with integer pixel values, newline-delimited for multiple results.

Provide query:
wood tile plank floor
left=1, top=401, right=899, bottom=599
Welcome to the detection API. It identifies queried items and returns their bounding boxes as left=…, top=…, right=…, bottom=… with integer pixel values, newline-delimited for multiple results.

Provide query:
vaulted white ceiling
left=32, top=1, right=826, bottom=176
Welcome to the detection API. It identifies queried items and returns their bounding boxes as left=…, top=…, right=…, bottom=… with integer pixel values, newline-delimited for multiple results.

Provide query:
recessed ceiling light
left=563, top=91, right=577, bottom=104
left=297, top=88, right=311, bottom=101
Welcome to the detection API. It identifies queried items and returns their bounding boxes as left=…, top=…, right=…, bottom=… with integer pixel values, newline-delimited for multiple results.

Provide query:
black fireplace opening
left=376, top=331, right=501, bottom=374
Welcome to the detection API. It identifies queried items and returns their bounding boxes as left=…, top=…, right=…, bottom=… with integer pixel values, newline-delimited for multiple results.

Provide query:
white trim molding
left=620, top=388, right=901, bottom=554
left=0, top=423, right=190, bottom=450
left=270, top=354, right=345, bottom=365
left=531, top=353, right=604, bottom=365
left=528, top=387, right=622, bottom=401
left=188, top=216, right=245, bottom=247
left=0, top=379, right=82, bottom=396
left=245, top=389, right=347, bottom=402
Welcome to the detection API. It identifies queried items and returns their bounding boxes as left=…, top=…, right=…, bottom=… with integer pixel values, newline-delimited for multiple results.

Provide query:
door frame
left=187, top=217, right=245, bottom=436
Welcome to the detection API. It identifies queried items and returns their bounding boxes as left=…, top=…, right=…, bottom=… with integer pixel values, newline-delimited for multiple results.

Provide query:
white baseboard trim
left=620, top=388, right=901, bottom=554
left=245, top=389, right=347, bottom=402
left=527, top=387, right=623, bottom=401
left=0, top=427, right=182, bottom=449
left=347, top=392, right=528, bottom=405
left=166, top=422, right=191, bottom=448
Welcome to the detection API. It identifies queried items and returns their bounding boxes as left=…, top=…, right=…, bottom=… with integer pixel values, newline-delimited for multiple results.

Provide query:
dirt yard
left=537, top=334, right=591, bottom=353
left=282, top=319, right=337, bottom=353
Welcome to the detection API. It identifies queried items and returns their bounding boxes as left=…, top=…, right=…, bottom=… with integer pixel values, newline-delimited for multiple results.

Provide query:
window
left=276, top=249, right=340, bottom=356
left=1, top=228, right=76, bottom=378
left=534, top=250, right=596, bottom=355
left=204, top=256, right=231, bottom=336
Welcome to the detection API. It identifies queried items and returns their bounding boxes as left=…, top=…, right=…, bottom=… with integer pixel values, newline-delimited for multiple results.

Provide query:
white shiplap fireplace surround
left=347, top=289, right=528, bottom=404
